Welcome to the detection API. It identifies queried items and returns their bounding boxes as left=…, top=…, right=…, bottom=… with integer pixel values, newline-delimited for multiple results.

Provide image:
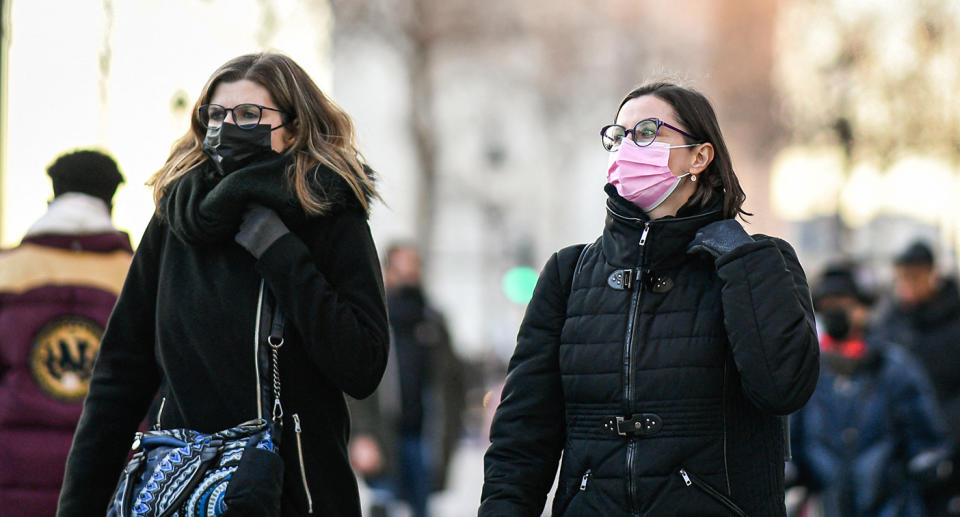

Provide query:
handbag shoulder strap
left=255, top=280, right=285, bottom=426
left=267, top=300, right=285, bottom=423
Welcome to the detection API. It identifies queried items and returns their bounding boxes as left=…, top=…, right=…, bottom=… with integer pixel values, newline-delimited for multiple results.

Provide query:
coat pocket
left=552, top=469, right=592, bottom=516
left=677, top=468, right=747, bottom=516
left=645, top=467, right=748, bottom=517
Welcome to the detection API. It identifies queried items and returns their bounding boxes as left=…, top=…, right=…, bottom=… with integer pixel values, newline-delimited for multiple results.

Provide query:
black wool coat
left=481, top=186, right=820, bottom=517
left=57, top=157, right=389, bottom=517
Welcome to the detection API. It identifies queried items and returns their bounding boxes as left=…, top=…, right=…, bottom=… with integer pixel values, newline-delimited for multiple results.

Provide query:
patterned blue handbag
left=106, top=420, right=281, bottom=517
left=106, top=284, right=286, bottom=517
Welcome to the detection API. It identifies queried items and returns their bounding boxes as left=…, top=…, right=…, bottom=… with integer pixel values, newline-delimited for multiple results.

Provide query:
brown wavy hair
left=149, top=53, right=378, bottom=215
left=616, top=82, right=749, bottom=220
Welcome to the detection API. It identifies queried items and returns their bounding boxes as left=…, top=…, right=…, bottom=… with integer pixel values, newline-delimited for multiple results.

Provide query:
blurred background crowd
left=1, top=0, right=959, bottom=516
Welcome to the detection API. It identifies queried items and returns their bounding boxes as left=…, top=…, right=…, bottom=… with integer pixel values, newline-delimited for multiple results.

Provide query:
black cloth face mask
left=819, top=308, right=852, bottom=341
left=203, top=123, right=278, bottom=175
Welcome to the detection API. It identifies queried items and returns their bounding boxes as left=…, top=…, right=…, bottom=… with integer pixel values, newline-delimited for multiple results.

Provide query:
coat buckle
left=602, top=413, right=663, bottom=437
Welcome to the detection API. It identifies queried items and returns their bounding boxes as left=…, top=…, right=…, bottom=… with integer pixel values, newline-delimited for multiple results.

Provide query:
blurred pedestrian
left=480, top=82, right=820, bottom=516
left=789, top=263, right=951, bottom=517
left=0, top=149, right=132, bottom=516
left=874, top=241, right=960, bottom=516
left=350, top=243, right=465, bottom=517
left=56, top=53, right=388, bottom=517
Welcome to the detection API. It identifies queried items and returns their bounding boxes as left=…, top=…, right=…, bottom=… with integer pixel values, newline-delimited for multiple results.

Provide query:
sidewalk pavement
left=359, top=438, right=559, bottom=517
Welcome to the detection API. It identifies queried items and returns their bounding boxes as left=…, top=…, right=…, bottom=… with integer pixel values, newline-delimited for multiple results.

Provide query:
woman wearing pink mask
left=480, top=82, right=820, bottom=516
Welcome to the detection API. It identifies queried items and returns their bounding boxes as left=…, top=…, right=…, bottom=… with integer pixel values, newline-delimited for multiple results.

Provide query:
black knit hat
left=813, top=262, right=874, bottom=308
left=894, top=240, right=935, bottom=267
left=47, top=150, right=124, bottom=206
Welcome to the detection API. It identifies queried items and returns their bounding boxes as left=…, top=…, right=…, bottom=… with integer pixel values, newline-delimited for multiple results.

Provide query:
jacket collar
left=601, top=183, right=723, bottom=270
left=22, top=232, right=133, bottom=253
left=25, top=193, right=117, bottom=238
left=822, top=335, right=886, bottom=377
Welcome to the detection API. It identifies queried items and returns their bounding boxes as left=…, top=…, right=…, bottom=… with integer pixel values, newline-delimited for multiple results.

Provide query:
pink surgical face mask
left=607, top=140, right=697, bottom=212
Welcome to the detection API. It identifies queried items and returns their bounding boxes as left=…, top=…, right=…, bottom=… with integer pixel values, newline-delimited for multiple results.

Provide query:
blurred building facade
left=772, top=0, right=960, bottom=282
left=2, top=0, right=957, bottom=363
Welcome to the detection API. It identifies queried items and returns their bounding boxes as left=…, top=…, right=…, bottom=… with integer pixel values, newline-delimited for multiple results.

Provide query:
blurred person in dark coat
left=350, top=244, right=465, bottom=517
left=790, top=263, right=951, bottom=517
left=0, top=150, right=132, bottom=516
left=874, top=241, right=960, bottom=516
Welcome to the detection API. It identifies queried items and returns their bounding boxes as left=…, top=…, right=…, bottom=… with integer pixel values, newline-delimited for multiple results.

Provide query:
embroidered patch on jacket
left=29, top=315, right=103, bottom=402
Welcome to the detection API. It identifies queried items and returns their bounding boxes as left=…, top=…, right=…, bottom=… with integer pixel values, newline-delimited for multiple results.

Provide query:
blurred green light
left=502, top=266, right=538, bottom=304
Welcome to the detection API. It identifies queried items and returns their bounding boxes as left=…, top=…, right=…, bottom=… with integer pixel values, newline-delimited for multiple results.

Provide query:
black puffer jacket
left=481, top=186, right=819, bottom=516
left=58, top=157, right=389, bottom=517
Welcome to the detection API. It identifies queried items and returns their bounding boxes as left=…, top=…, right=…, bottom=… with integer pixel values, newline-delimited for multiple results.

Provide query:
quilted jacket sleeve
left=714, top=236, right=820, bottom=415
left=479, top=250, right=572, bottom=516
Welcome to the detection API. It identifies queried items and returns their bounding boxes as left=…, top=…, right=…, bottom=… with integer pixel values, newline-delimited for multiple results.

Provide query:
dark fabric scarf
left=162, top=153, right=305, bottom=245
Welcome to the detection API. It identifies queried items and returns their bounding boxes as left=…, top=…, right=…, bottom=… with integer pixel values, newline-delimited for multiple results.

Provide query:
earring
left=690, top=174, right=697, bottom=182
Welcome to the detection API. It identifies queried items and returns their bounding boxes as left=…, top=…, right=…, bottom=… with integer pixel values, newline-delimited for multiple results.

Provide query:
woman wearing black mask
left=480, top=82, right=820, bottom=516
left=57, top=53, right=388, bottom=517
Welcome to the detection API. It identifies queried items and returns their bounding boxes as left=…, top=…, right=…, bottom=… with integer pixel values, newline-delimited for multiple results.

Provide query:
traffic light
left=501, top=266, right=538, bottom=305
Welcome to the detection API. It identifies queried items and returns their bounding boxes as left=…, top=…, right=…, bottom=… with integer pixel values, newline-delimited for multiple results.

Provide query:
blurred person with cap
left=349, top=243, right=465, bottom=517
left=0, top=149, right=132, bottom=516
left=789, top=262, right=951, bottom=517
left=875, top=241, right=960, bottom=516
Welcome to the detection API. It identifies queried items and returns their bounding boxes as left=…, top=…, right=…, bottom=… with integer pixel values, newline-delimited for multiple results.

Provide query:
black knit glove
left=686, top=219, right=753, bottom=258
left=235, top=204, right=290, bottom=259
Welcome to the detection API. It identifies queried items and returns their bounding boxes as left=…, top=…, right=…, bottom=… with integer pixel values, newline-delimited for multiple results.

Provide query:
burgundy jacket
left=0, top=228, right=132, bottom=516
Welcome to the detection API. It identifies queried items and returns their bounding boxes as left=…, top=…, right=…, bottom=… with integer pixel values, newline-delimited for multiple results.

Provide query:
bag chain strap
left=268, top=304, right=285, bottom=423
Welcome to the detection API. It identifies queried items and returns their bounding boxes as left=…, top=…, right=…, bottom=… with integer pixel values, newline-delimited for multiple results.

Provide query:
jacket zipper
left=624, top=222, right=649, bottom=517
left=722, top=359, right=731, bottom=494
left=579, top=469, right=592, bottom=491
left=153, top=396, right=166, bottom=431
left=254, top=280, right=265, bottom=420
left=679, top=468, right=747, bottom=516
left=292, top=413, right=315, bottom=513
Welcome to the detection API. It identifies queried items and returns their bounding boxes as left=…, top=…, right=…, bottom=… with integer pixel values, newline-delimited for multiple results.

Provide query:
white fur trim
left=25, top=193, right=117, bottom=237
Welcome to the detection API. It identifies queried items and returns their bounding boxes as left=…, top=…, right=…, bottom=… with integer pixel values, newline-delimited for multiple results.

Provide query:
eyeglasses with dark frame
left=600, top=118, right=700, bottom=151
left=198, top=103, right=290, bottom=130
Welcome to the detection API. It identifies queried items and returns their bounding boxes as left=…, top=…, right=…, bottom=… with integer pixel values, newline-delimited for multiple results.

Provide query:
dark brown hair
left=616, top=82, right=748, bottom=220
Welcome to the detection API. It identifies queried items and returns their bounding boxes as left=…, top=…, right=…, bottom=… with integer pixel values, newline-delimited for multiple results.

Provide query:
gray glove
left=235, top=204, right=290, bottom=259
left=686, top=219, right=753, bottom=258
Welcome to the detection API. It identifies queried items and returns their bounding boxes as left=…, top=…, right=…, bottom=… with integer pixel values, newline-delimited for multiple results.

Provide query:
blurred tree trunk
left=407, top=0, right=438, bottom=255
left=329, top=0, right=440, bottom=254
